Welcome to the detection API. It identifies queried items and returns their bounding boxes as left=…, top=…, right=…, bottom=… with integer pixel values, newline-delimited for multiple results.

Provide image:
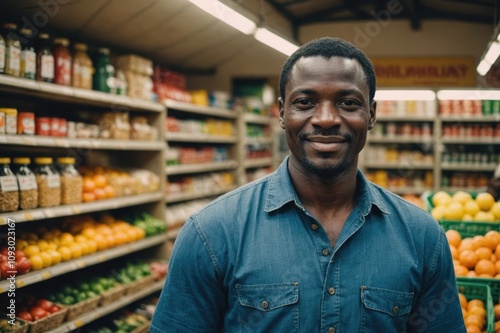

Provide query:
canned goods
left=0, top=111, right=4, bottom=134
left=0, top=108, right=17, bottom=134
left=17, top=111, right=35, bottom=135
left=50, top=117, right=60, bottom=136
left=36, top=117, right=50, bottom=136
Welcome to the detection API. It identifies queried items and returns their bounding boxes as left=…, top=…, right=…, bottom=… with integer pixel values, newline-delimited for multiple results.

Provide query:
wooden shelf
left=242, top=113, right=272, bottom=125
left=0, top=192, right=164, bottom=225
left=166, top=160, right=238, bottom=175
left=166, top=132, right=237, bottom=143
left=244, top=157, right=273, bottom=169
left=166, top=185, right=237, bottom=203
left=368, top=136, right=433, bottom=144
left=441, top=163, right=497, bottom=171
left=440, top=137, right=500, bottom=145
left=363, top=162, right=434, bottom=170
left=0, top=234, right=168, bottom=293
left=164, top=99, right=236, bottom=119
left=376, top=115, right=435, bottom=122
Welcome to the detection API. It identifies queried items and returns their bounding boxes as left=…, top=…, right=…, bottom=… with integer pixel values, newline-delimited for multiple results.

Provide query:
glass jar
left=34, top=157, right=61, bottom=207
left=36, top=33, right=54, bottom=82
left=3, top=23, right=21, bottom=77
left=57, top=157, right=82, bottom=205
left=53, top=38, right=72, bottom=86
left=93, top=47, right=115, bottom=93
left=13, top=157, right=38, bottom=210
left=71, top=43, right=93, bottom=90
left=0, top=157, right=19, bottom=212
left=0, top=29, right=5, bottom=74
left=20, top=28, right=36, bottom=80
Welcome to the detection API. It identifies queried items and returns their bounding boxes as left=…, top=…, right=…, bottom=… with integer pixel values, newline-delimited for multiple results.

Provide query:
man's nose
left=311, top=102, right=341, bottom=128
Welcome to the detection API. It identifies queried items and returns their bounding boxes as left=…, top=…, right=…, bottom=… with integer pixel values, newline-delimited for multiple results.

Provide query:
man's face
left=279, top=56, right=376, bottom=178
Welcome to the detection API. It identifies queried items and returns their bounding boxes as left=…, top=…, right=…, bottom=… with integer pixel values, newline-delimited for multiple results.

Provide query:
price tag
left=0, top=285, right=4, bottom=293
left=0, top=218, right=4, bottom=225
left=22, top=136, right=35, bottom=145
left=41, top=271, right=52, bottom=280
left=72, top=206, right=81, bottom=214
left=98, top=255, right=106, bottom=263
left=24, top=213, right=33, bottom=221
left=75, top=261, right=85, bottom=269
left=16, top=279, right=25, bottom=287
left=55, top=139, right=69, bottom=147
left=73, top=320, right=84, bottom=328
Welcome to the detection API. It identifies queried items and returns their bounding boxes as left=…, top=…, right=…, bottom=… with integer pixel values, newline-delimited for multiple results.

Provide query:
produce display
left=430, top=191, right=500, bottom=223
left=47, top=276, right=119, bottom=306
left=457, top=288, right=490, bottom=333
left=16, top=296, right=63, bottom=322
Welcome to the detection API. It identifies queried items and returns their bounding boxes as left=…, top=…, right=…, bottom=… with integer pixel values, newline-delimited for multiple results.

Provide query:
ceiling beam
left=299, top=4, right=349, bottom=24
left=263, top=0, right=301, bottom=41
left=341, top=0, right=372, bottom=19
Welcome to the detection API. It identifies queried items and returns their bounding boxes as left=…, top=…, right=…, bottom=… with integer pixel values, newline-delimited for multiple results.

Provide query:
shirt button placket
left=322, top=248, right=329, bottom=256
left=328, top=287, right=335, bottom=295
left=328, top=327, right=335, bottom=333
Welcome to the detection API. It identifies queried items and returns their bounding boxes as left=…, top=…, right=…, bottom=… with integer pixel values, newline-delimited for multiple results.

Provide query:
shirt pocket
left=235, top=282, right=299, bottom=333
left=360, top=286, right=414, bottom=333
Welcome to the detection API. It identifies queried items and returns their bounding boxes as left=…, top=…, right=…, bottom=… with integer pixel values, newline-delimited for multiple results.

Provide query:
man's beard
left=300, top=142, right=352, bottom=178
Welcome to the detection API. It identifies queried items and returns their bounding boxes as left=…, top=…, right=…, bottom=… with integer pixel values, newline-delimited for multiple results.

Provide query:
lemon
left=57, top=246, right=72, bottom=262
left=490, top=202, right=500, bottom=220
left=39, top=252, right=53, bottom=268
left=431, top=206, right=446, bottom=221
left=452, top=191, right=473, bottom=205
left=36, top=239, right=50, bottom=252
left=432, top=191, right=452, bottom=207
left=476, top=192, right=495, bottom=211
left=47, top=250, right=62, bottom=265
left=462, top=214, right=474, bottom=221
left=443, top=202, right=464, bottom=221
left=29, top=254, right=43, bottom=270
left=474, top=211, right=496, bottom=223
left=464, top=200, right=481, bottom=217
left=23, top=245, right=40, bottom=258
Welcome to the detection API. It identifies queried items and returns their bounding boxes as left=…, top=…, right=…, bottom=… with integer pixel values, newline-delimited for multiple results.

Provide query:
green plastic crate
left=423, top=191, right=500, bottom=238
left=456, top=279, right=495, bottom=333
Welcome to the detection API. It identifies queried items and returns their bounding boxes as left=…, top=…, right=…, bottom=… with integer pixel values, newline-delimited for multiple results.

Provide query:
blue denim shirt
left=150, top=157, right=465, bottom=333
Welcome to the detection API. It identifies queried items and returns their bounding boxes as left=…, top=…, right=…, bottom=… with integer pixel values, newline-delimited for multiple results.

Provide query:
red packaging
left=17, top=112, right=35, bottom=135
left=58, top=118, right=67, bottom=137
left=50, top=117, right=60, bottom=136
left=36, top=117, right=51, bottom=136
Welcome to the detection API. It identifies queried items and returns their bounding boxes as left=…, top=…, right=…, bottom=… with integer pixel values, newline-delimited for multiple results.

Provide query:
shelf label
left=41, top=271, right=51, bottom=280
left=16, top=279, right=25, bottom=287
left=75, top=261, right=85, bottom=269
left=73, top=319, right=84, bottom=328
left=0, top=285, right=4, bottom=293
left=0, top=218, right=4, bottom=225
left=98, top=255, right=106, bottom=263
left=72, top=206, right=81, bottom=214
left=22, top=136, right=35, bottom=145
left=24, top=213, right=33, bottom=221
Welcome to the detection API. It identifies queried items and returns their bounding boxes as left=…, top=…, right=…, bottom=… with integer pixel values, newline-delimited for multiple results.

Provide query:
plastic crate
left=456, top=280, right=495, bottom=333
left=423, top=191, right=500, bottom=238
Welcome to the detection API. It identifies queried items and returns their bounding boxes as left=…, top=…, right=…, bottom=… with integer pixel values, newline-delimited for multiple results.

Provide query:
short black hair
left=279, top=37, right=376, bottom=103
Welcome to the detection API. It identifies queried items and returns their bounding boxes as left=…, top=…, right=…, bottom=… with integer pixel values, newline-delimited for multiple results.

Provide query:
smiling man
left=150, top=37, right=465, bottom=333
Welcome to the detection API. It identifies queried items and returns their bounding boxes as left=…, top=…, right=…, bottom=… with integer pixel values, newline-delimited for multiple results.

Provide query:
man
left=150, top=37, right=465, bottom=332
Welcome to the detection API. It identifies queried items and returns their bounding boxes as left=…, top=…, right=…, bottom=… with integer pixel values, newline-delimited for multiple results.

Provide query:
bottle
left=93, top=47, right=115, bottom=93
left=12, top=157, right=38, bottom=210
left=71, top=43, right=93, bottom=90
left=53, top=37, right=72, bottom=86
left=34, top=157, right=61, bottom=207
left=19, top=28, right=36, bottom=80
left=0, top=30, right=5, bottom=74
left=3, top=23, right=21, bottom=77
left=0, top=157, right=19, bottom=212
left=36, top=33, right=54, bottom=82
left=57, top=157, right=82, bottom=204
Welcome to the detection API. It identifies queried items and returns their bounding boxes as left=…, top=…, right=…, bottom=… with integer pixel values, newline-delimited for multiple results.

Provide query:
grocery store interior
left=0, top=0, right=499, bottom=332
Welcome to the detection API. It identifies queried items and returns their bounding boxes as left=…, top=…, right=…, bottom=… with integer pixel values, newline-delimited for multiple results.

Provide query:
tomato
left=0, top=247, right=8, bottom=256
left=30, top=306, right=48, bottom=320
left=35, top=299, right=54, bottom=312
left=0, top=261, right=14, bottom=278
left=15, top=250, right=26, bottom=259
left=16, top=257, right=31, bottom=275
left=17, top=310, right=33, bottom=322
left=49, top=304, right=61, bottom=313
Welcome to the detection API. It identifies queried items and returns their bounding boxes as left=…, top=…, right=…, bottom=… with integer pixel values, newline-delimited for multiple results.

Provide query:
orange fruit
left=465, top=325, right=481, bottom=333
left=471, top=236, right=487, bottom=250
left=466, top=270, right=477, bottom=277
left=455, top=264, right=469, bottom=277
left=94, top=188, right=107, bottom=200
left=476, top=192, right=495, bottom=211
left=459, top=238, right=475, bottom=252
left=59, top=233, right=74, bottom=246
left=29, top=254, right=44, bottom=270
left=486, top=231, right=500, bottom=249
left=459, top=293, right=468, bottom=309
left=459, top=250, right=478, bottom=269
left=83, top=177, right=95, bottom=192
left=467, top=306, right=486, bottom=321
left=446, top=229, right=462, bottom=247
left=83, top=192, right=96, bottom=202
left=475, top=247, right=493, bottom=260
left=494, top=304, right=500, bottom=320
left=495, top=260, right=500, bottom=274
left=103, top=185, right=115, bottom=199
left=57, top=246, right=72, bottom=262
left=69, top=243, right=83, bottom=259
left=450, top=245, right=459, bottom=259
left=93, top=174, right=107, bottom=188
left=475, top=259, right=496, bottom=277
left=23, top=245, right=40, bottom=258
left=467, top=299, right=485, bottom=311
left=47, top=249, right=62, bottom=265
left=39, top=252, right=53, bottom=268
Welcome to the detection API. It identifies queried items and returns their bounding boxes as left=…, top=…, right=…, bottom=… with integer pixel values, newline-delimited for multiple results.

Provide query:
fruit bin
left=423, top=191, right=500, bottom=238
left=26, top=306, right=68, bottom=333
left=0, top=314, right=29, bottom=333
left=99, top=283, right=127, bottom=307
left=60, top=294, right=101, bottom=321
left=456, top=280, right=495, bottom=333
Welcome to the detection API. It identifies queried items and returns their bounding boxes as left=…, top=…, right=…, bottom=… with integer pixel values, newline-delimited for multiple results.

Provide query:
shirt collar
left=264, top=156, right=390, bottom=216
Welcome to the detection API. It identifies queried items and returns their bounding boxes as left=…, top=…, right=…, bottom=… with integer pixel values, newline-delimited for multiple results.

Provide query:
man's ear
left=368, top=100, right=377, bottom=130
left=278, top=97, right=285, bottom=129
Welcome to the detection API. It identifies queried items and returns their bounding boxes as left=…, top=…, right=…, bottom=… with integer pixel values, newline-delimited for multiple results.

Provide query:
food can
left=67, top=121, right=76, bottom=138
left=17, top=112, right=35, bottom=135
left=0, top=111, right=5, bottom=134
left=1, top=108, right=17, bottom=134
left=36, top=117, right=51, bottom=136
left=58, top=118, right=67, bottom=137
left=50, top=117, right=60, bottom=136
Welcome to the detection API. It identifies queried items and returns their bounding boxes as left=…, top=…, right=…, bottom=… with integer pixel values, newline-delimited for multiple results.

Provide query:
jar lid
left=3, top=23, right=17, bottom=30
left=34, top=157, right=53, bottom=164
left=0, top=158, right=11, bottom=164
left=57, top=157, right=75, bottom=164
left=0, top=108, right=18, bottom=115
left=13, top=157, right=31, bottom=164
left=19, top=28, right=33, bottom=37
left=39, top=33, right=50, bottom=39
left=74, top=43, right=88, bottom=51
left=54, top=38, right=69, bottom=46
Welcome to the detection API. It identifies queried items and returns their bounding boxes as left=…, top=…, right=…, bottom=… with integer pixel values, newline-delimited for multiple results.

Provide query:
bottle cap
left=57, top=157, right=75, bottom=164
left=13, top=157, right=31, bottom=164
left=0, top=158, right=11, bottom=164
left=34, top=157, right=53, bottom=164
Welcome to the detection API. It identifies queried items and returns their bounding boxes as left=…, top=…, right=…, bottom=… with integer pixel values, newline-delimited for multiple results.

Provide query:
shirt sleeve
left=150, top=217, right=226, bottom=332
left=406, top=227, right=466, bottom=333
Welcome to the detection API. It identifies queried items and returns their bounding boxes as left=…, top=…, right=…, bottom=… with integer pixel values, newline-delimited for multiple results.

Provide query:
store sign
left=371, top=57, right=476, bottom=87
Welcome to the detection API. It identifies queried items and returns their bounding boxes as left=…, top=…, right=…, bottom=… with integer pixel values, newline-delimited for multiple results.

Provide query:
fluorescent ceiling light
left=374, top=90, right=436, bottom=101
left=484, top=41, right=500, bottom=64
left=254, top=27, right=299, bottom=56
left=477, top=59, right=492, bottom=77
left=437, top=89, right=500, bottom=100
left=189, top=0, right=256, bottom=35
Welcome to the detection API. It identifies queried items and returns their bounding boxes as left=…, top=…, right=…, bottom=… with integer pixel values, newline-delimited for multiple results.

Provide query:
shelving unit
left=237, top=112, right=276, bottom=185
left=0, top=75, right=167, bottom=330
left=164, top=99, right=240, bottom=237
left=361, top=89, right=500, bottom=196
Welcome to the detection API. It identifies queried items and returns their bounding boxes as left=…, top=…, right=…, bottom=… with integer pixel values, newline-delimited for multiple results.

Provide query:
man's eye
left=293, top=99, right=312, bottom=107
left=339, top=100, right=361, bottom=109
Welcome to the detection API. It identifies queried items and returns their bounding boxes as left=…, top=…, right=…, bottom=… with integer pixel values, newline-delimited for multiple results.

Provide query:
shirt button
left=328, top=287, right=335, bottom=295
left=328, top=327, right=335, bottom=333
left=261, top=301, right=269, bottom=309
left=393, top=305, right=399, bottom=314
left=322, top=249, right=329, bottom=256
left=311, top=223, right=318, bottom=230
